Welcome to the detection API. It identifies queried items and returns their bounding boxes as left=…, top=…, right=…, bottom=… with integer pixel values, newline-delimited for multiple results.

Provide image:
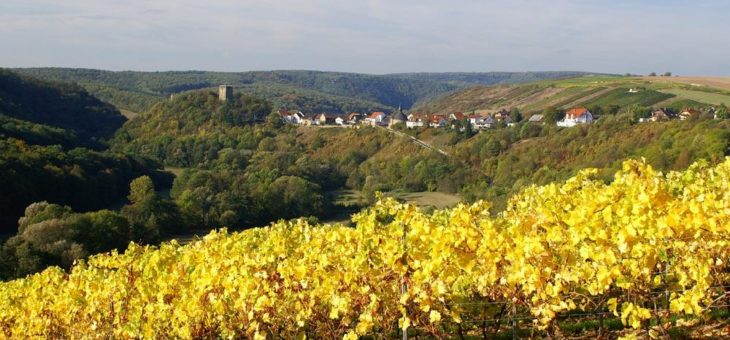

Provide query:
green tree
left=542, top=107, right=564, bottom=125
left=128, top=176, right=156, bottom=206
left=122, top=176, right=183, bottom=242
left=509, top=108, right=523, bottom=122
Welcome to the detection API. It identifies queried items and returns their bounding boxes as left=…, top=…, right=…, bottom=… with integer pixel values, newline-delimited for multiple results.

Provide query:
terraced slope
left=413, top=75, right=730, bottom=114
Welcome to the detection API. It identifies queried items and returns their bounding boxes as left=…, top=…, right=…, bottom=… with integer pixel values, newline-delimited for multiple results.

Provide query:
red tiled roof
left=565, top=107, right=590, bottom=119
left=430, top=115, right=446, bottom=122
left=369, top=111, right=385, bottom=119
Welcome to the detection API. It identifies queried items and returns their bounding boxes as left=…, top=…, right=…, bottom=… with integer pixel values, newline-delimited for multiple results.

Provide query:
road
left=377, top=126, right=450, bottom=156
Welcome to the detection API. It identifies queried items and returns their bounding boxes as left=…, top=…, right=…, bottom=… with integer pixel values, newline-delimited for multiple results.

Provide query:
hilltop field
left=413, top=75, right=730, bottom=114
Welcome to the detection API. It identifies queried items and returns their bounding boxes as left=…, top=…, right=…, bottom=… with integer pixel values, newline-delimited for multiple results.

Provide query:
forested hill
left=12, top=68, right=595, bottom=113
left=0, top=70, right=168, bottom=235
left=0, top=69, right=126, bottom=146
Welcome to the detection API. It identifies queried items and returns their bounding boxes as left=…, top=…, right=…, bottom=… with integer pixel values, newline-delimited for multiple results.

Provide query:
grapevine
left=1, top=158, right=729, bottom=339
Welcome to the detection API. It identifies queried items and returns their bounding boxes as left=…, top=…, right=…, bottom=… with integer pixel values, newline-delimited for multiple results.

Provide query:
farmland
left=413, top=75, right=730, bottom=114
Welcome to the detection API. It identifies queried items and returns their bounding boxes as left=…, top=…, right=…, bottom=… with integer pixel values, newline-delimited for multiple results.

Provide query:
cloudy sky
left=1, top=0, right=728, bottom=75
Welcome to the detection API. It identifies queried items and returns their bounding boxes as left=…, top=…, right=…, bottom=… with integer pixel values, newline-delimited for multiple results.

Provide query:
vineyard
left=1, top=159, right=730, bottom=339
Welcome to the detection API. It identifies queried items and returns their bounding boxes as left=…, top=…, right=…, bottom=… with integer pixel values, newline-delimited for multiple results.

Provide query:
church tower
left=389, top=105, right=407, bottom=127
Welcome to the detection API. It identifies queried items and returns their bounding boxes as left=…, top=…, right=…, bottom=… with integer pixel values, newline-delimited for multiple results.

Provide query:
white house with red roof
left=449, top=112, right=465, bottom=121
left=364, top=111, right=388, bottom=126
left=429, top=114, right=448, bottom=128
left=406, top=113, right=426, bottom=128
left=557, top=107, right=594, bottom=127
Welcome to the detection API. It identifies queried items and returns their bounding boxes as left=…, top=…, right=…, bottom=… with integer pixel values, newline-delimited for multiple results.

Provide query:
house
left=347, top=112, right=362, bottom=124
left=528, top=114, right=544, bottom=124
left=651, top=108, right=676, bottom=122
left=466, top=114, right=482, bottom=129
left=406, top=113, right=426, bottom=128
left=429, top=115, right=448, bottom=128
left=449, top=112, right=466, bottom=121
left=280, top=110, right=304, bottom=125
left=679, top=108, right=700, bottom=120
left=364, top=111, right=388, bottom=126
left=335, top=116, right=346, bottom=125
left=467, top=114, right=495, bottom=129
left=494, top=109, right=510, bottom=121
left=315, top=113, right=340, bottom=125
left=300, top=113, right=318, bottom=126
left=506, top=117, right=517, bottom=127
left=557, top=107, right=594, bottom=127
left=482, top=115, right=496, bottom=129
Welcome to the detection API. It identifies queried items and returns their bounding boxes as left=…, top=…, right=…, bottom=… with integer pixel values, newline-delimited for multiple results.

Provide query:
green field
left=394, top=191, right=462, bottom=209
left=659, top=88, right=730, bottom=106
left=414, top=75, right=730, bottom=114
left=584, top=88, right=674, bottom=107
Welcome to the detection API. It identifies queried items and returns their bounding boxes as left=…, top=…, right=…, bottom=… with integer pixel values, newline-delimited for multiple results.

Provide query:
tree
left=509, top=108, right=523, bottom=123
left=266, top=112, right=284, bottom=129
left=128, top=176, right=156, bottom=206
left=265, top=176, right=324, bottom=219
left=648, top=72, right=657, bottom=77
left=72, top=210, right=131, bottom=254
left=542, top=107, right=564, bottom=125
left=122, top=176, right=184, bottom=242
left=663, top=72, right=672, bottom=77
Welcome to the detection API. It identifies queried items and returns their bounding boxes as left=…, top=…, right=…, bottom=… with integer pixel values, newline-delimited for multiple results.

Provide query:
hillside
left=413, top=75, right=730, bottom=114
left=0, top=69, right=126, bottom=146
left=13, top=68, right=594, bottom=113
left=0, top=70, right=168, bottom=234
left=1, top=160, right=729, bottom=338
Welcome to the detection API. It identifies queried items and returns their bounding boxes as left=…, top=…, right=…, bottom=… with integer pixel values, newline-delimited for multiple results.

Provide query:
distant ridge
left=13, top=68, right=601, bottom=114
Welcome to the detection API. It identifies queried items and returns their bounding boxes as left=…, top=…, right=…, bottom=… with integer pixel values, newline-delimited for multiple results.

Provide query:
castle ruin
left=219, top=85, right=233, bottom=102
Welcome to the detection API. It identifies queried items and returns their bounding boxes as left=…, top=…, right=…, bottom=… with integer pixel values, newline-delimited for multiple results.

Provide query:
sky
left=1, top=0, right=729, bottom=75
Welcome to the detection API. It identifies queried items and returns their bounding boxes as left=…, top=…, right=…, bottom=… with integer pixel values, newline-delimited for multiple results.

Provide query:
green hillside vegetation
left=413, top=75, right=730, bottom=114
left=0, top=70, right=170, bottom=233
left=0, top=70, right=176, bottom=279
left=14, top=68, right=593, bottom=113
left=0, top=114, right=81, bottom=148
left=0, top=69, right=126, bottom=146
left=454, top=115, right=730, bottom=209
left=109, top=90, right=457, bottom=228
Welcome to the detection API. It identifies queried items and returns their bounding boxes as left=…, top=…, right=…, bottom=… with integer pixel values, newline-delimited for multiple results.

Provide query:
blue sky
left=1, top=0, right=728, bottom=75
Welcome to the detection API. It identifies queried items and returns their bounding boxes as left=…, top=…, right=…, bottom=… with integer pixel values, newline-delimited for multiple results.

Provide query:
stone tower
left=219, top=85, right=233, bottom=102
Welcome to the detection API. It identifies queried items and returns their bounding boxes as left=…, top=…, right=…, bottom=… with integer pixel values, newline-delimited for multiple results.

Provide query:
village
left=278, top=105, right=718, bottom=130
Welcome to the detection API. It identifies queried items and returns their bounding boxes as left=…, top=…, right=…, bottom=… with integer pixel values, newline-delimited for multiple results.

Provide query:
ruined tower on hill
left=218, top=85, right=233, bottom=102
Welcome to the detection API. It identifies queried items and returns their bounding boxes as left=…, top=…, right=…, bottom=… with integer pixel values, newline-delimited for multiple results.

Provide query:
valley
left=1, top=67, right=729, bottom=338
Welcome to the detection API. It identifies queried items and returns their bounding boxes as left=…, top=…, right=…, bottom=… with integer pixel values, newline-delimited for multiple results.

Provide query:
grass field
left=658, top=88, right=730, bottom=106
left=119, top=109, right=139, bottom=119
left=584, top=88, right=674, bottom=107
left=163, top=166, right=187, bottom=177
left=394, top=191, right=462, bottom=209
left=330, top=189, right=461, bottom=210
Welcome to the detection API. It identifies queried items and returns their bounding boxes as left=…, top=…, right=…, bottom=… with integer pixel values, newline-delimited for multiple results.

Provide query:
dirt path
left=377, top=126, right=450, bottom=156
